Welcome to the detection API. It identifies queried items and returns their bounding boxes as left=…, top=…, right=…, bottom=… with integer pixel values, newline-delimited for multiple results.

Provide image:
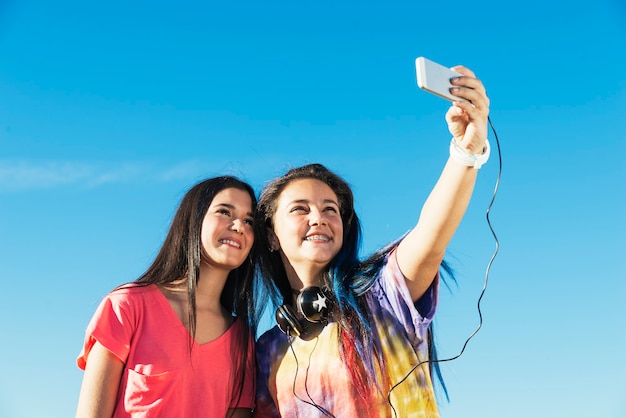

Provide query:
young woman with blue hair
left=253, top=65, right=490, bottom=417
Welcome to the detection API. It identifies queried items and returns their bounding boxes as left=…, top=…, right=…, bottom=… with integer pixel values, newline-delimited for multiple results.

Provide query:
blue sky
left=1, top=1, right=625, bottom=417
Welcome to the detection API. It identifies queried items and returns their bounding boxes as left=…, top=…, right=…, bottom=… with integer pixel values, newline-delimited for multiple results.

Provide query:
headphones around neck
left=276, top=286, right=331, bottom=339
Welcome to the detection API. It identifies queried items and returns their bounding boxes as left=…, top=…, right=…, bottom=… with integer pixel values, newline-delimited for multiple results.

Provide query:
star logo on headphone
left=312, top=293, right=327, bottom=312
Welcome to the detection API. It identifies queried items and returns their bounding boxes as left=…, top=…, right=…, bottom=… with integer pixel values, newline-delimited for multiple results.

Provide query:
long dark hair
left=256, top=163, right=450, bottom=401
left=132, top=176, right=259, bottom=408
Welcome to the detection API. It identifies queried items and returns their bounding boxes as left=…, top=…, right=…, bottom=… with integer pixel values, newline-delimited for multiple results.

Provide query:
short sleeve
left=76, top=290, right=136, bottom=370
left=372, top=248, right=439, bottom=348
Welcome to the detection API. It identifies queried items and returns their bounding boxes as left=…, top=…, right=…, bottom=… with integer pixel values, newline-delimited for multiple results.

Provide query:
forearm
left=397, top=158, right=478, bottom=298
left=417, top=157, right=478, bottom=255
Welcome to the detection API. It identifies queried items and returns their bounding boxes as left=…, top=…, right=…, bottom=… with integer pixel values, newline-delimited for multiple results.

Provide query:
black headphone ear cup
left=276, top=305, right=303, bottom=337
left=297, top=287, right=329, bottom=323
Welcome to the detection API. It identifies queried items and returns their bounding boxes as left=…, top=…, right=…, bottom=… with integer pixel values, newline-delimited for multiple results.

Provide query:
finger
left=445, top=105, right=466, bottom=125
left=453, top=98, right=489, bottom=123
left=450, top=75, right=487, bottom=98
left=450, top=87, right=489, bottom=114
left=450, top=66, right=486, bottom=96
left=450, top=75, right=489, bottom=111
left=450, top=65, right=475, bottom=78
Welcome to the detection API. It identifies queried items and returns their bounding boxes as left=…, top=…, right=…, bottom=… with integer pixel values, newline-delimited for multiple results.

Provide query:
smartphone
left=415, top=57, right=465, bottom=102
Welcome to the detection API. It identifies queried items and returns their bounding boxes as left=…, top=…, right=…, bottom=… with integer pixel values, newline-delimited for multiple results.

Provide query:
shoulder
left=364, top=247, right=437, bottom=309
left=255, top=325, right=288, bottom=381
left=228, top=317, right=255, bottom=343
left=361, top=246, right=400, bottom=291
left=107, top=283, right=158, bottom=302
left=96, top=284, right=160, bottom=318
left=256, top=326, right=286, bottom=356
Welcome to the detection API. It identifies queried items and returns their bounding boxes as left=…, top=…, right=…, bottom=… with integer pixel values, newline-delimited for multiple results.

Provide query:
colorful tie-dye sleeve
left=253, top=248, right=441, bottom=418
left=366, top=248, right=440, bottom=417
left=373, top=248, right=439, bottom=348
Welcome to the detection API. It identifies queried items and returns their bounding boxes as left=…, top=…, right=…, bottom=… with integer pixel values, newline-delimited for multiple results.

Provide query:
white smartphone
left=415, top=57, right=465, bottom=102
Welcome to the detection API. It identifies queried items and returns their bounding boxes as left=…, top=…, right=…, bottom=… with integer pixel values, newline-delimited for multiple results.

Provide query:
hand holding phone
left=415, top=57, right=466, bottom=102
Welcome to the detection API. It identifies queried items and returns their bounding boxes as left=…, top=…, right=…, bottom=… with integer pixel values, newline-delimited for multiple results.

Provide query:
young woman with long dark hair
left=76, top=176, right=259, bottom=418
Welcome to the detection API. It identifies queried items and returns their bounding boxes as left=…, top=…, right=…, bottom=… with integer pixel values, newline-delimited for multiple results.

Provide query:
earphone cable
left=288, top=333, right=336, bottom=417
left=389, top=116, right=502, bottom=418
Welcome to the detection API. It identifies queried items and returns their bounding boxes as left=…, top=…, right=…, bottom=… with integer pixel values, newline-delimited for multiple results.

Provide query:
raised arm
left=396, top=65, right=490, bottom=301
left=75, top=341, right=124, bottom=418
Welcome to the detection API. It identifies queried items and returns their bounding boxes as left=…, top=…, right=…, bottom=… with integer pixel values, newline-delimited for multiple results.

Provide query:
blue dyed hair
left=256, top=163, right=451, bottom=401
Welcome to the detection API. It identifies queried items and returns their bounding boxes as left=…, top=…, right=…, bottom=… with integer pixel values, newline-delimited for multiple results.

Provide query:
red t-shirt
left=78, top=284, right=255, bottom=417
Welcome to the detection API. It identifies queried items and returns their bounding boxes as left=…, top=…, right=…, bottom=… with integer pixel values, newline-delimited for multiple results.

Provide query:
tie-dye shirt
left=254, top=248, right=440, bottom=418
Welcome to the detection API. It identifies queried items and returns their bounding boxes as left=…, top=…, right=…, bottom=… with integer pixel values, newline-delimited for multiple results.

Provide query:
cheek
left=200, top=229, right=212, bottom=248
left=335, top=224, right=344, bottom=247
left=199, top=226, right=208, bottom=244
left=199, top=222, right=218, bottom=250
left=273, top=218, right=299, bottom=241
left=335, top=233, right=344, bottom=248
left=334, top=219, right=344, bottom=235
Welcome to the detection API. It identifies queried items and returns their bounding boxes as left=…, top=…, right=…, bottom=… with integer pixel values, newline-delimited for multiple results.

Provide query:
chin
left=308, top=253, right=337, bottom=265
left=211, top=257, right=247, bottom=271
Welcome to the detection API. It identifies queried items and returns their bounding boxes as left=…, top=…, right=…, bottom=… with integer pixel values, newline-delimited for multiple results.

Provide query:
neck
left=194, top=262, right=230, bottom=311
left=281, top=254, right=326, bottom=291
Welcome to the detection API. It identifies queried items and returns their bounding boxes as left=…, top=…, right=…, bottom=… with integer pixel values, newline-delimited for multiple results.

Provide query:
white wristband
left=449, top=138, right=490, bottom=169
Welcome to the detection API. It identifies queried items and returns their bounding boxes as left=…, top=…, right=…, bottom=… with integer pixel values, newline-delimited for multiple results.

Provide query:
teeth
left=306, top=235, right=329, bottom=241
left=220, top=239, right=241, bottom=248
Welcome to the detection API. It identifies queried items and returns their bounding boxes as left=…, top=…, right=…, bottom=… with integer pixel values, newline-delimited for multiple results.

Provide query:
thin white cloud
left=157, top=160, right=207, bottom=182
left=0, top=157, right=291, bottom=192
left=0, top=160, right=94, bottom=191
left=86, top=162, right=148, bottom=187
left=0, top=159, right=152, bottom=191
left=156, top=159, right=259, bottom=184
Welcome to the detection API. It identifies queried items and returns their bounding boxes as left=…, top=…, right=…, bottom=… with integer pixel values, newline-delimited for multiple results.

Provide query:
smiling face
left=269, top=178, right=343, bottom=285
left=200, top=187, right=255, bottom=273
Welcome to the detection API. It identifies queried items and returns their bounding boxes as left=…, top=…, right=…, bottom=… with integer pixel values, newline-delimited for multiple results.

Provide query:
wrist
left=449, top=137, right=490, bottom=169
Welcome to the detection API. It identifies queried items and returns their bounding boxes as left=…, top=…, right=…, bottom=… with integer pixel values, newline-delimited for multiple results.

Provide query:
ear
left=267, top=228, right=280, bottom=252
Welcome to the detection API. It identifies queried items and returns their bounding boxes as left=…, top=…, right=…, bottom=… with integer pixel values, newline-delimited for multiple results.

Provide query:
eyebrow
left=289, top=198, right=339, bottom=206
left=214, top=202, right=254, bottom=218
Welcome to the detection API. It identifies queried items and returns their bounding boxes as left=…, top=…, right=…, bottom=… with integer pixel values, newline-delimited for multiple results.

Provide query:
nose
left=308, top=209, right=326, bottom=226
left=231, top=219, right=245, bottom=234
